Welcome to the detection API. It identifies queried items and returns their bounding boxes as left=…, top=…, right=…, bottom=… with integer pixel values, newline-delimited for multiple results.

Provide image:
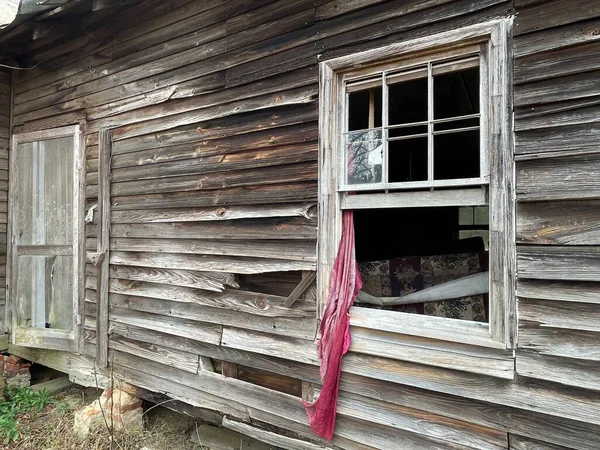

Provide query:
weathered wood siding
left=512, top=1, right=600, bottom=448
left=6, top=0, right=600, bottom=448
left=0, top=69, right=8, bottom=332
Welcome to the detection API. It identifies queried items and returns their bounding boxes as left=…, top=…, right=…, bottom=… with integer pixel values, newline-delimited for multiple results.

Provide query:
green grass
left=0, top=386, right=57, bottom=444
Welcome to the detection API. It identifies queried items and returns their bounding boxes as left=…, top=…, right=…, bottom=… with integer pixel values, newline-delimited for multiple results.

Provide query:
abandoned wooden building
left=0, top=0, right=599, bottom=448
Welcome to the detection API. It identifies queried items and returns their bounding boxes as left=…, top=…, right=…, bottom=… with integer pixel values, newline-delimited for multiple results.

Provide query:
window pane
left=434, top=130, right=480, bottom=180
left=346, top=130, right=383, bottom=185
left=16, top=255, right=73, bottom=331
left=434, top=67, right=479, bottom=120
left=348, top=86, right=382, bottom=131
left=388, top=137, right=428, bottom=183
left=16, top=136, right=73, bottom=246
left=388, top=76, right=427, bottom=125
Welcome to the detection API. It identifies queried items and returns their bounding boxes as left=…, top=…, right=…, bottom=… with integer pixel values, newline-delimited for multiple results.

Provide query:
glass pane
left=345, top=129, right=383, bottom=185
left=434, top=67, right=480, bottom=120
left=474, top=206, right=489, bottom=225
left=388, top=76, right=427, bottom=125
left=348, top=85, right=382, bottom=131
left=388, top=137, right=428, bottom=183
left=458, top=207, right=474, bottom=225
left=16, top=136, right=73, bottom=246
left=16, top=255, right=73, bottom=331
left=434, top=130, right=480, bottom=180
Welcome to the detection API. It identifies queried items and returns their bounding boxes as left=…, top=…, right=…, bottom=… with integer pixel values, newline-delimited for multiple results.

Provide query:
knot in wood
left=216, top=207, right=227, bottom=216
left=255, top=298, right=268, bottom=309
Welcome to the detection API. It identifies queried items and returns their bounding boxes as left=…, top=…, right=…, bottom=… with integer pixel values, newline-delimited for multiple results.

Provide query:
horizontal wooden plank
left=519, top=298, right=600, bottom=333
left=110, top=293, right=317, bottom=340
left=109, top=334, right=199, bottom=373
left=517, top=246, right=600, bottom=281
left=514, top=16, right=600, bottom=58
left=110, top=251, right=315, bottom=274
left=517, top=280, right=600, bottom=305
left=109, top=182, right=318, bottom=210
left=110, top=216, right=316, bottom=240
left=515, top=97, right=600, bottom=132
left=516, top=350, right=600, bottom=392
left=517, top=200, right=600, bottom=245
left=519, top=324, right=600, bottom=361
left=109, top=306, right=223, bottom=345
left=111, top=202, right=317, bottom=224
left=514, top=41, right=600, bottom=84
left=350, top=327, right=513, bottom=379
left=515, top=69, right=600, bottom=107
left=111, top=265, right=237, bottom=292
left=515, top=123, right=600, bottom=156
left=109, top=238, right=315, bottom=262
left=516, top=154, right=600, bottom=201
left=514, top=0, right=600, bottom=36
left=221, top=327, right=319, bottom=366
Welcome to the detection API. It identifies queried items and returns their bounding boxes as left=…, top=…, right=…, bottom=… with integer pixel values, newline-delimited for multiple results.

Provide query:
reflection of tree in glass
left=347, top=130, right=382, bottom=184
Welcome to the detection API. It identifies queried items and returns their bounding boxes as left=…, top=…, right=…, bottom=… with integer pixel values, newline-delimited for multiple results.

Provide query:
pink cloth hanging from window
left=303, top=210, right=362, bottom=440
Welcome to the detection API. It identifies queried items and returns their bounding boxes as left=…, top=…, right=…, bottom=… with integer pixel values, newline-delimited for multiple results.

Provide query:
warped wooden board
left=109, top=306, right=223, bottom=345
left=515, top=123, right=600, bottom=157
left=103, top=278, right=315, bottom=318
left=110, top=265, right=238, bottom=291
left=109, top=293, right=318, bottom=340
left=515, top=97, right=600, bottom=132
left=109, top=250, right=315, bottom=274
left=109, top=321, right=320, bottom=382
left=109, top=334, right=199, bottom=373
left=221, top=327, right=319, bottom=365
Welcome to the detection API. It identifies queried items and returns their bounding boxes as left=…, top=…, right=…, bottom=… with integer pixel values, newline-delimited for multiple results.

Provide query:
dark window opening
left=353, top=206, right=489, bottom=323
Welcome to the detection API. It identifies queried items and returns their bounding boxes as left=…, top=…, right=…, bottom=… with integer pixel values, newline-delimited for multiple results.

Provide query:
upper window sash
left=338, top=45, right=490, bottom=192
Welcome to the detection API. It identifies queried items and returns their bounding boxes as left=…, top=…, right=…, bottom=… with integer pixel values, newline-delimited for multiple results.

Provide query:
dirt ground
left=1, top=386, right=200, bottom=450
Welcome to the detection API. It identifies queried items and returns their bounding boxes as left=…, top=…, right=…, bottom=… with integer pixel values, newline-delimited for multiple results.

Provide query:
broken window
left=319, top=20, right=514, bottom=347
left=9, top=125, right=85, bottom=352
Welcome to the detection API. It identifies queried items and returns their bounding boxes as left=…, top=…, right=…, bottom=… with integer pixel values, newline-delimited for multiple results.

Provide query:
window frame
left=7, top=124, right=86, bottom=353
left=317, top=19, right=515, bottom=350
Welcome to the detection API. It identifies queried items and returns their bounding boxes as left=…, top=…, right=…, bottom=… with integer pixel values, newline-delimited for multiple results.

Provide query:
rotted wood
left=284, top=271, right=316, bottom=307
